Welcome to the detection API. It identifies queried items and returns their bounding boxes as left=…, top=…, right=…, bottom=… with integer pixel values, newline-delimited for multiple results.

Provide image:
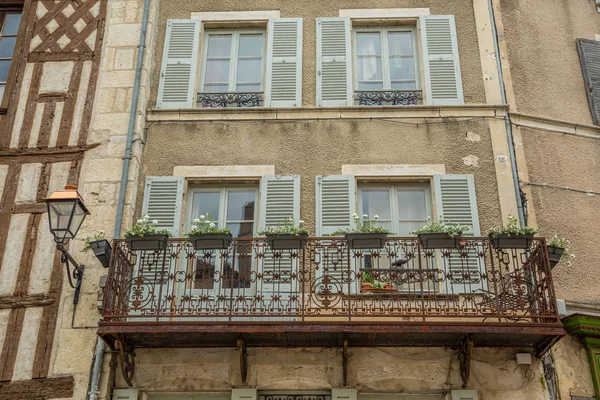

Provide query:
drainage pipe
left=486, top=0, right=526, bottom=225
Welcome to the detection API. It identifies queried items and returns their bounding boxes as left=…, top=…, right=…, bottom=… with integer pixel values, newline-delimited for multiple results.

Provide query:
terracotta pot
left=383, top=283, right=394, bottom=290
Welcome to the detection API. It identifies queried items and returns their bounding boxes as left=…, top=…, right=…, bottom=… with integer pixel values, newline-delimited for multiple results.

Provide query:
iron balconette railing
left=197, top=92, right=264, bottom=108
left=354, top=89, right=423, bottom=106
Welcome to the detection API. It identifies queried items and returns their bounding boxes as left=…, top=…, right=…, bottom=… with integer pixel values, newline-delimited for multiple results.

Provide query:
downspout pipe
left=88, top=0, right=152, bottom=399
left=486, top=0, right=526, bottom=226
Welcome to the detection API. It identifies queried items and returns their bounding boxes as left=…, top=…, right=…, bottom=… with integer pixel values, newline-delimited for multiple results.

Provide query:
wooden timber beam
left=0, top=293, right=55, bottom=309
left=0, top=376, right=74, bottom=396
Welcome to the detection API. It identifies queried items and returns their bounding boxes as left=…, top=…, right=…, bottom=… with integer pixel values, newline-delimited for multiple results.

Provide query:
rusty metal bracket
left=342, top=339, right=349, bottom=386
left=457, top=335, right=473, bottom=388
left=116, top=335, right=135, bottom=387
left=237, top=335, right=248, bottom=384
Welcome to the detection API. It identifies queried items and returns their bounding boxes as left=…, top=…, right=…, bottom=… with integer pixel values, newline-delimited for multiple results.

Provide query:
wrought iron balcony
left=197, top=92, right=263, bottom=108
left=98, top=237, right=563, bottom=353
left=354, top=89, right=423, bottom=106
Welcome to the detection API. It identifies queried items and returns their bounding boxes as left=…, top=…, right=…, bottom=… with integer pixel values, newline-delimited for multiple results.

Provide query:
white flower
left=374, top=215, right=379, bottom=220
left=299, top=220, right=305, bottom=224
left=191, top=225, right=198, bottom=231
left=99, top=230, right=105, bottom=234
left=193, top=218, right=200, bottom=223
left=362, top=214, right=368, bottom=218
left=352, top=213, right=358, bottom=218
left=137, top=219, right=143, bottom=224
left=209, top=222, right=216, bottom=228
left=200, top=215, right=206, bottom=219
left=144, top=215, right=150, bottom=219
left=152, top=219, right=158, bottom=224
left=289, top=217, right=294, bottom=221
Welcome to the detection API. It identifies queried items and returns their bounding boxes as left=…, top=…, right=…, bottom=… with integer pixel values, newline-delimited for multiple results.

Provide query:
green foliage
left=362, top=271, right=374, bottom=284
left=124, top=215, right=172, bottom=238
left=487, top=215, right=537, bottom=238
left=373, top=282, right=383, bottom=289
left=332, top=214, right=393, bottom=236
left=80, top=231, right=107, bottom=252
left=258, top=217, right=310, bottom=236
left=410, top=215, right=470, bottom=238
left=548, top=235, right=576, bottom=264
left=186, top=213, right=231, bottom=236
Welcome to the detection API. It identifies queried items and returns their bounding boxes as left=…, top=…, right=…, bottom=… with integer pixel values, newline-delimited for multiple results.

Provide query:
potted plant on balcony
left=186, top=213, right=232, bottom=250
left=124, top=215, right=172, bottom=251
left=258, top=217, right=310, bottom=250
left=80, top=231, right=112, bottom=268
left=333, top=214, right=392, bottom=249
left=487, top=216, right=537, bottom=250
left=361, top=271, right=374, bottom=291
left=547, top=235, right=575, bottom=269
left=411, top=216, right=471, bottom=249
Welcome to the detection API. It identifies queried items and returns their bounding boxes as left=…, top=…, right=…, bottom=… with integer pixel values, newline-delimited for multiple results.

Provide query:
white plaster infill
left=173, top=165, right=275, bottom=178
left=342, top=164, right=445, bottom=176
left=148, top=104, right=508, bottom=122
left=339, top=8, right=430, bottom=18
left=191, top=10, right=280, bottom=21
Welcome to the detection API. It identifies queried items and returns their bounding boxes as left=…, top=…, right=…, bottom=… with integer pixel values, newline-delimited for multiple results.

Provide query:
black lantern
left=44, top=185, right=90, bottom=304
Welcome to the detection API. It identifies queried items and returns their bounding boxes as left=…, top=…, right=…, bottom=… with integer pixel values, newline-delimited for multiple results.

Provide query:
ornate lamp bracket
left=457, top=335, right=473, bottom=388
left=238, top=335, right=248, bottom=384
left=116, top=335, right=135, bottom=387
left=342, top=339, right=349, bottom=386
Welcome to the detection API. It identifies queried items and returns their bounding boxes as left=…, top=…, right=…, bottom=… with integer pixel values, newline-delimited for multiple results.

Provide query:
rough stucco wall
left=552, top=335, right=596, bottom=399
left=520, top=127, right=600, bottom=305
left=150, top=0, right=487, bottom=107
left=499, top=0, right=600, bottom=124
left=143, top=119, right=501, bottom=233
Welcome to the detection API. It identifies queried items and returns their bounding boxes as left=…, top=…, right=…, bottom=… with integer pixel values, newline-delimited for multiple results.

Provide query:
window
left=187, top=185, right=258, bottom=289
left=0, top=9, right=22, bottom=110
left=358, top=183, right=431, bottom=236
left=199, top=29, right=266, bottom=107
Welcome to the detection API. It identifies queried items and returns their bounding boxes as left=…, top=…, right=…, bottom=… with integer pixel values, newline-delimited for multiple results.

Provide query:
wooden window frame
left=0, top=1, right=25, bottom=115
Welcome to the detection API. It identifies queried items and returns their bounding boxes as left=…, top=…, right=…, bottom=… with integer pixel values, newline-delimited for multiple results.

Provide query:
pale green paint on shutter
left=141, top=176, right=185, bottom=236
left=112, top=389, right=139, bottom=400
left=451, top=390, right=479, bottom=400
left=316, top=175, right=356, bottom=236
left=433, top=174, right=484, bottom=293
left=156, top=19, right=201, bottom=109
left=577, top=38, right=600, bottom=125
left=317, top=17, right=352, bottom=106
left=420, top=16, right=464, bottom=105
left=266, top=18, right=303, bottom=107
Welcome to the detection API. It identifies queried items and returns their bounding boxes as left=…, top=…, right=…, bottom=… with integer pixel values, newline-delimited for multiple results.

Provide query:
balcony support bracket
left=457, top=335, right=473, bottom=389
left=238, top=335, right=248, bottom=384
left=116, top=335, right=135, bottom=387
left=342, top=339, right=349, bottom=386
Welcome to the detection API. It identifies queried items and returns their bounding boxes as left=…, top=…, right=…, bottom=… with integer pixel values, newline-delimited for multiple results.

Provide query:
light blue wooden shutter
left=316, top=17, right=352, bottom=106
left=112, top=389, right=139, bottom=400
left=433, top=174, right=484, bottom=293
left=266, top=18, right=303, bottom=107
left=577, top=38, right=600, bottom=125
left=156, top=19, right=201, bottom=109
left=451, top=390, right=479, bottom=400
left=420, top=16, right=464, bottom=105
left=316, top=175, right=356, bottom=236
left=142, top=176, right=185, bottom=236
left=232, top=389, right=258, bottom=400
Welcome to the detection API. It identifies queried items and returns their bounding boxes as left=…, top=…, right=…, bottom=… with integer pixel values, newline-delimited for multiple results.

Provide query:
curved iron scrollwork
left=355, top=90, right=423, bottom=106
left=197, top=92, right=263, bottom=108
left=117, top=336, right=135, bottom=387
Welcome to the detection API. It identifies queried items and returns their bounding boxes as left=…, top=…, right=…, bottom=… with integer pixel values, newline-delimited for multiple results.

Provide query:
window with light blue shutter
left=420, top=16, right=464, bottom=105
left=577, top=38, right=600, bottom=125
left=142, top=176, right=185, bottom=236
left=266, top=18, right=303, bottom=107
left=317, top=17, right=353, bottom=106
left=156, top=19, right=201, bottom=109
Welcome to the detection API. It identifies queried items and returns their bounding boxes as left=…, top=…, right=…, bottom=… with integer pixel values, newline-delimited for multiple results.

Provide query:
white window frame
left=357, top=182, right=432, bottom=236
left=199, top=28, right=267, bottom=93
left=352, top=26, right=420, bottom=92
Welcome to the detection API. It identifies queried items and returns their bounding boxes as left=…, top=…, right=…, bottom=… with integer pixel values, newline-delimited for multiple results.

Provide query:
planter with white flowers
left=124, top=215, right=171, bottom=251
left=334, top=214, right=392, bottom=250
left=186, top=214, right=232, bottom=250
left=547, top=236, right=575, bottom=269
left=411, top=216, right=470, bottom=250
left=259, top=218, right=310, bottom=250
left=487, top=216, right=537, bottom=250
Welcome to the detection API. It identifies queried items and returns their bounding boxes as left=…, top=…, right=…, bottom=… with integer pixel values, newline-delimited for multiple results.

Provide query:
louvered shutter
left=156, top=19, right=201, bottom=109
left=451, top=390, right=479, bottom=400
left=266, top=18, right=303, bottom=107
left=315, top=175, right=357, bottom=294
left=433, top=175, right=484, bottom=293
left=420, top=16, right=464, bottom=105
left=142, top=176, right=185, bottom=236
left=577, top=39, right=600, bottom=125
left=332, top=389, right=357, bottom=400
left=112, top=389, right=138, bottom=400
left=232, top=389, right=257, bottom=400
left=316, top=17, right=352, bottom=106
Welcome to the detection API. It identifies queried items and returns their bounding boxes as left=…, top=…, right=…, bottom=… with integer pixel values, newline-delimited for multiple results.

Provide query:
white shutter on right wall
left=156, top=19, right=201, bottom=109
left=420, top=15, right=464, bottom=105
left=266, top=18, right=303, bottom=107
left=450, top=390, right=479, bottom=400
left=259, top=175, right=301, bottom=230
left=316, top=17, right=353, bottom=106
left=316, top=175, right=356, bottom=236
left=142, top=176, right=185, bottom=237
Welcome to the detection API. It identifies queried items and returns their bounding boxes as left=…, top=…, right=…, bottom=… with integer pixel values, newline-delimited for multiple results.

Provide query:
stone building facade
left=0, top=0, right=599, bottom=399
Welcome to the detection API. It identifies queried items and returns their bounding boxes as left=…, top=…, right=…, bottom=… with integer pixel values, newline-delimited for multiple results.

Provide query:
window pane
left=236, top=83, right=261, bottom=92
left=0, top=60, right=10, bottom=82
left=388, top=32, right=413, bottom=55
left=203, top=84, right=228, bottom=93
left=236, top=58, right=262, bottom=83
left=358, top=81, right=384, bottom=91
left=0, top=85, right=5, bottom=100
left=238, top=34, right=263, bottom=57
left=357, top=56, right=382, bottom=81
left=226, top=222, right=254, bottom=238
left=390, top=56, right=415, bottom=81
left=204, top=59, right=230, bottom=84
left=193, top=258, right=215, bottom=289
left=3, top=13, right=21, bottom=36
left=207, top=34, right=232, bottom=57
left=361, top=190, right=391, bottom=219
left=391, top=81, right=417, bottom=90
left=226, top=191, right=255, bottom=220
left=397, top=190, right=427, bottom=220
left=399, top=221, right=426, bottom=237
left=356, top=33, right=381, bottom=55
left=0, top=37, right=16, bottom=58
left=192, top=191, right=220, bottom=221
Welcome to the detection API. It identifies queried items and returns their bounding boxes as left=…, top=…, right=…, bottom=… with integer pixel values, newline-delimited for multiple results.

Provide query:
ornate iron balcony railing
left=197, top=92, right=263, bottom=108
left=101, top=237, right=559, bottom=325
left=354, top=89, right=423, bottom=106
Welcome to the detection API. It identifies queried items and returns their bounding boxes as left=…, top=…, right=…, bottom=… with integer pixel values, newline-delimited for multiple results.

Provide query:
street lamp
left=45, top=185, right=90, bottom=304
